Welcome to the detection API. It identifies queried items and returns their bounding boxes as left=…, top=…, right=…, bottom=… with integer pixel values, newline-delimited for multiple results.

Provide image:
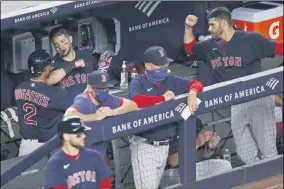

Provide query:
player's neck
left=62, top=144, right=80, bottom=156
left=63, top=49, right=76, bottom=62
left=220, top=28, right=235, bottom=42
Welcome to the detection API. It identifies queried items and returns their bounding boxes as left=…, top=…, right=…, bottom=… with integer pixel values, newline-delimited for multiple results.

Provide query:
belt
left=142, top=138, right=170, bottom=146
left=23, top=138, right=47, bottom=143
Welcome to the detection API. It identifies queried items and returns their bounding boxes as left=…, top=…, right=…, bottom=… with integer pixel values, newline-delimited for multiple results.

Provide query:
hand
left=196, top=131, right=213, bottom=148
left=187, top=91, right=199, bottom=114
left=99, top=51, right=113, bottom=63
left=207, top=132, right=221, bottom=149
left=97, top=107, right=113, bottom=115
left=74, top=59, right=85, bottom=68
left=95, top=110, right=108, bottom=121
left=185, top=15, right=198, bottom=27
left=163, top=90, right=175, bottom=101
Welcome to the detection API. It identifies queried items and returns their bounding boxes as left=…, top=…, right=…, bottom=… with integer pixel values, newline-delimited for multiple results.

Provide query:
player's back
left=15, top=80, right=71, bottom=141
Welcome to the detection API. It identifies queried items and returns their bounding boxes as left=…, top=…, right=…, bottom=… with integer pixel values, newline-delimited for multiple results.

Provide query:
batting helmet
left=28, top=50, right=51, bottom=77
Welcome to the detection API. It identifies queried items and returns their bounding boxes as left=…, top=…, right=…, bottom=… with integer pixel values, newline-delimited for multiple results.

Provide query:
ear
left=144, top=63, right=152, bottom=70
left=62, top=133, right=70, bottom=141
left=221, top=20, right=227, bottom=29
left=69, top=35, right=73, bottom=43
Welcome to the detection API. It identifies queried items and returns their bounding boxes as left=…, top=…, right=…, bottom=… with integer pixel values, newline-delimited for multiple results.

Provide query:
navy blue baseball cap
left=57, top=116, right=89, bottom=134
left=144, top=46, right=173, bottom=66
left=87, top=70, right=114, bottom=89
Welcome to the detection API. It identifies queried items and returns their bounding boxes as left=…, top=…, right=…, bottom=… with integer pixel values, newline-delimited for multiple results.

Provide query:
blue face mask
left=146, top=67, right=168, bottom=83
left=94, top=90, right=109, bottom=103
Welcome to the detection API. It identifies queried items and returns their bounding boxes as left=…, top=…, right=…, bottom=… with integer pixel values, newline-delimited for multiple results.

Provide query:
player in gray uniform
left=184, top=7, right=283, bottom=165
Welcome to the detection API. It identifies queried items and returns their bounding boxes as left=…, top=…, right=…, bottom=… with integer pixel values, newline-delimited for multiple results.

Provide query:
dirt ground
left=233, top=174, right=283, bottom=189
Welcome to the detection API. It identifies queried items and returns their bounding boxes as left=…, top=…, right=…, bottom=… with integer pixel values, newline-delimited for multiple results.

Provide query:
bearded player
left=183, top=7, right=283, bottom=165
left=46, top=116, right=112, bottom=189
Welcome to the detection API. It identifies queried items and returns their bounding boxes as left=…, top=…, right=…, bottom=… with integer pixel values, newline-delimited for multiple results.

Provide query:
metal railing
left=1, top=67, right=283, bottom=188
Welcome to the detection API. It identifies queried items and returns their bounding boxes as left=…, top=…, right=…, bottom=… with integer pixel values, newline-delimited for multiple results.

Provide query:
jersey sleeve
left=108, top=95, right=122, bottom=109
left=48, top=87, right=75, bottom=111
left=46, top=159, right=67, bottom=188
left=249, top=32, right=277, bottom=59
left=191, top=41, right=207, bottom=61
left=129, top=78, right=145, bottom=99
left=173, top=76, right=190, bottom=95
left=71, top=96, right=94, bottom=114
left=93, top=151, right=112, bottom=184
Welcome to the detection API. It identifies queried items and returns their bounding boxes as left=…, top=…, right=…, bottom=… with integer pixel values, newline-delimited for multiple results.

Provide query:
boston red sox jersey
left=46, top=148, right=111, bottom=189
left=53, top=50, right=98, bottom=96
left=193, top=31, right=276, bottom=85
left=15, top=81, right=74, bottom=141
left=129, top=74, right=191, bottom=141
left=71, top=92, right=122, bottom=159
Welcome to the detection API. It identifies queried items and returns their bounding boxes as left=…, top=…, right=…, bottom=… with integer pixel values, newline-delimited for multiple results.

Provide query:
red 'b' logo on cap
left=101, top=74, right=107, bottom=82
left=159, top=49, right=164, bottom=57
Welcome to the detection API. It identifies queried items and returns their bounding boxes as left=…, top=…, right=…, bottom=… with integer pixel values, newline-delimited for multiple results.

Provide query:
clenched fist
left=74, top=59, right=85, bottom=68
left=185, top=15, right=198, bottom=27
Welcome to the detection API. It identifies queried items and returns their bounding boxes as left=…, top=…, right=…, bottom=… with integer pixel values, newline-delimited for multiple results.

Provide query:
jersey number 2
left=23, top=103, right=37, bottom=125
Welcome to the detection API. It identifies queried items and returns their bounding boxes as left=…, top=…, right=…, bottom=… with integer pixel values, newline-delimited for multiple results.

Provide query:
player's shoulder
left=236, top=30, right=262, bottom=39
left=47, top=150, right=65, bottom=166
left=74, top=92, right=89, bottom=101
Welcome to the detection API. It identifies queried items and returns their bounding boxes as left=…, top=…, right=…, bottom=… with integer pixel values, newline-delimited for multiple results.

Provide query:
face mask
left=94, top=90, right=109, bottom=103
left=146, top=67, right=168, bottom=83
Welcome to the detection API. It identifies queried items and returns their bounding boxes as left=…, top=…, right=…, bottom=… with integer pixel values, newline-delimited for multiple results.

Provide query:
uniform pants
left=159, top=159, right=232, bottom=188
left=18, top=139, right=45, bottom=157
left=231, top=96, right=277, bottom=165
left=129, top=135, right=169, bottom=189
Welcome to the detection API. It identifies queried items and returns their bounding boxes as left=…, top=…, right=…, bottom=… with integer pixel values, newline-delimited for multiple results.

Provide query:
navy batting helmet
left=28, top=50, right=51, bottom=77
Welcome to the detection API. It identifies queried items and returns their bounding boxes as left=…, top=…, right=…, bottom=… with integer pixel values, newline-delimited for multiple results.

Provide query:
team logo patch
left=101, top=74, right=107, bottom=82
left=159, top=49, right=165, bottom=57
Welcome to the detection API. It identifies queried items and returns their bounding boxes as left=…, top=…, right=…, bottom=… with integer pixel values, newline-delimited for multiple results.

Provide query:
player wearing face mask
left=64, top=70, right=138, bottom=160
left=128, top=46, right=204, bottom=189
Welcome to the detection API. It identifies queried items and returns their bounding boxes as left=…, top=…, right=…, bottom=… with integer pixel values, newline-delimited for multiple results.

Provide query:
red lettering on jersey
left=210, top=59, right=217, bottom=69
left=23, top=103, right=37, bottom=125
left=31, top=91, right=38, bottom=105
left=91, top=171, right=96, bottom=182
left=22, top=89, right=27, bottom=100
left=228, top=56, right=234, bottom=66
left=81, top=73, right=87, bottom=83
left=68, top=76, right=76, bottom=85
left=41, top=95, right=49, bottom=108
left=14, top=89, right=19, bottom=100
left=26, top=89, right=32, bottom=101
left=216, top=57, right=222, bottom=67
left=85, top=170, right=92, bottom=182
left=74, top=74, right=81, bottom=84
left=235, top=57, right=242, bottom=67
left=78, top=171, right=86, bottom=182
left=222, top=57, right=229, bottom=67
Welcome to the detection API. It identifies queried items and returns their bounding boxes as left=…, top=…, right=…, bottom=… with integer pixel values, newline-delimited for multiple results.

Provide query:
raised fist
left=185, top=15, right=198, bottom=27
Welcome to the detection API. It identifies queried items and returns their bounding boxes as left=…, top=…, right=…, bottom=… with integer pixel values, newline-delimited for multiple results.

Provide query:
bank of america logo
left=134, top=1, right=162, bottom=17
left=266, top=78, right=279, bottom=90
left=50, top=7, right=58, bottom=14
left=175, top=103, right=187, bottom=113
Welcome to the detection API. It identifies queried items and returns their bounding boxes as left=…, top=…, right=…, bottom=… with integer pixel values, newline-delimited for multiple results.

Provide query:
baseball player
left=64, top=70, right=138, bottom=160
left=46, top=116, right=112, bottom=189
left=14, top=50, right=74, bottom=156
left=46, top=27, right=112, bottom=97
left=183, top=7, right=283, bottom=165
left=129, top=46, right=204, bottom=189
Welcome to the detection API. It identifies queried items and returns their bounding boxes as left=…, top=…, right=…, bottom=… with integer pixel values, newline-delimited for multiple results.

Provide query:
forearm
left=46, top=69, right=67, bottom=85
left=112, top=101, right=138, bottom=116
left=47, top=63, right=76, bottom=85
left=184, top=27, right=195, bottom=44
left=133, top=95, right=165, bottom=108
left=64, top=108, right=101, bottom=122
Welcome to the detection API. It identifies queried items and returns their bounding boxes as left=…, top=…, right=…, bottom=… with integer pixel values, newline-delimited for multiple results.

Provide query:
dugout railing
left=1, top=67, right=283, bottom=189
